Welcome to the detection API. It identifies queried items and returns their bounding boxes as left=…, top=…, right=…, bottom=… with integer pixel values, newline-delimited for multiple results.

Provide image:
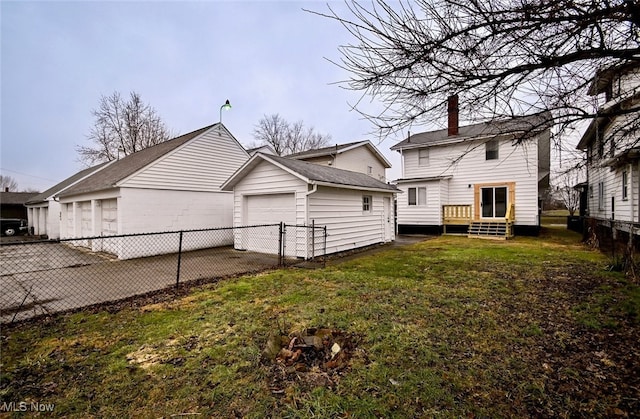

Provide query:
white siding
left=119, top=128, right=249, bottom=191
left=230, top=160, right=395, bottom=256
left=308, top=186, right=394, bottom=254
left=232, top=161, right=308, bottom=226
left=399, top=133, right=543, bottom=226
left=299, top=146, right=387, bottom=182
left=396, top=180, right=444, bottom=226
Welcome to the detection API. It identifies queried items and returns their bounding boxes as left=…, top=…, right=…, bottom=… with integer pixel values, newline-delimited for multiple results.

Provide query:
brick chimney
left=447, top=95, right=459, bottom=136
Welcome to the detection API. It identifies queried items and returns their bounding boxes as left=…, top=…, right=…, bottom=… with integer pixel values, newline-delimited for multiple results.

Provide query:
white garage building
left=56, top=123, right=249, bottom=259
left=221, top=153, right=399, bottom=258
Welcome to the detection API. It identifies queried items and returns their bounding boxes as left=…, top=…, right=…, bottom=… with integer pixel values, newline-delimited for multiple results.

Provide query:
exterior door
left=481, top=186, right=507, bottom=218
left=383, top=196, right=393, bottom=242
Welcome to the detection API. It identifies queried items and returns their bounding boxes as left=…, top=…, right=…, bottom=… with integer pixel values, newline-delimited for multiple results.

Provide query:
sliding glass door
left=481, top=186, right=507, bottom=218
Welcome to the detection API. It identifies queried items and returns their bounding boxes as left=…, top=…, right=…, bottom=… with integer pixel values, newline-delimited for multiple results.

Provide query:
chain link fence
left=1, top=224, right=326, bottom=323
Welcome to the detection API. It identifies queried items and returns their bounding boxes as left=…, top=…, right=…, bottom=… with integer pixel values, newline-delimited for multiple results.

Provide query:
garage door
left=246, top=194, right=296, bottom=225
left=101, top=199, right=118, bottom=235
left=80, top=201, right=92, bottom=237
left=240, top=194, right=296, bottom=256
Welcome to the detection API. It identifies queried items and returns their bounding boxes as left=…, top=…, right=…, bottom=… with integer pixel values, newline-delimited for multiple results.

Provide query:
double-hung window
left=486, top=140, right=499, bottom=160
left=408, top=187, right=426, bottom=206
left=622, top=171, right=628, bottom=201
left=418, top=149, right=429, bottom=166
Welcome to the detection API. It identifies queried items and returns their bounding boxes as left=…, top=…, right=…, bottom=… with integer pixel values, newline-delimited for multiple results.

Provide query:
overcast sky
left=1, top=0, right=413, bottom=191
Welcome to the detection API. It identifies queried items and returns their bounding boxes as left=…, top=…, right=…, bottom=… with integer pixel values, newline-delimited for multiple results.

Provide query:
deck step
left=467, top=221, right=511, bottom=239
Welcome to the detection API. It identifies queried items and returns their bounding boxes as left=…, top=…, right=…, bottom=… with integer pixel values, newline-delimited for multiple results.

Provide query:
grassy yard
left=1, top=228, right=638, bottom=418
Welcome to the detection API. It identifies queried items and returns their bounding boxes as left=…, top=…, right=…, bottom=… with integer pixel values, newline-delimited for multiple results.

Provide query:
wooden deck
left=442, top=204, right=515, bottom=238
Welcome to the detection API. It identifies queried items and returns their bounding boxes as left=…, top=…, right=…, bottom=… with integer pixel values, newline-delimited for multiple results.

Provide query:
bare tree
left=77, top=91, right=172, bottom=165
left=253, top=114, right=332, bottom=156
left=0, top=175, right=19, bottom=192
left=310, top=0, right=640, bottom=153
left=554, top=168, right=584, bottom=215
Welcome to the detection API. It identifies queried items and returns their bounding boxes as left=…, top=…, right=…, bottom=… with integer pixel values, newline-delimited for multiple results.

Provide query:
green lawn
left=1, top=227, right=638, bottom=418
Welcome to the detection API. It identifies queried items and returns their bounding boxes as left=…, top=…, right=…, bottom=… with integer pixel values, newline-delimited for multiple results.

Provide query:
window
left=622, top=171, right=628, bottom=200
left=367, top=166, right=372, bottom=175
left=418, top=149, right=429, bottom=166
left=362, top=195, right=372, bottom=213
left=598, top=181, right=605, bottom=210
left=486, top=140, right=499, bottom=160
left=408, top=187, right=426, bottom=206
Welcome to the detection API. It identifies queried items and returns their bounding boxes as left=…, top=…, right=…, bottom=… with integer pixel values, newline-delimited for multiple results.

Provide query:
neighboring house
left=391, top=96, right=552, bottom=238
left=221, top=153, right=398, bottom=257
left=1, top=191, right=38, bottom=219
left=246, top=145, right=276, bottom=156
left=25, top=163, right=111, bottom=239
left=56, top=123, right=249, bottom=259
left=576, top=62, right=640, bottom=231
left=286, top=141, right=392, bottom=182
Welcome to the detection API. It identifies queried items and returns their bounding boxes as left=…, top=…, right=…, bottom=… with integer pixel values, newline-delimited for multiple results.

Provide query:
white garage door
left=240, top=194, right=297, bottom=256
left=246, top=194, right=296, bottom=225
left=101, top=199, right=118, bottom=235
left=80, top=201, right=92, bottom=237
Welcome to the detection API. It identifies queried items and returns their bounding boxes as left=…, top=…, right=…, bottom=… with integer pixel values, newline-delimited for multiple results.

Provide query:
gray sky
left=1, top=0, right=406, bottom=191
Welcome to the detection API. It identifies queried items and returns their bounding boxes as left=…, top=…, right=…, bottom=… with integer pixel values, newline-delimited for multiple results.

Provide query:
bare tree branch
left=308, top=0, right=640, bottom=160
left=76, top=91, right=172, bottom=166
left=253, top=114, right=332, bottom=156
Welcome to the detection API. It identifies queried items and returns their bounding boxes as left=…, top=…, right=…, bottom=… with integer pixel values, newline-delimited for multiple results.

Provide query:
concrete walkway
left=1, top=235, right=432, bottom=323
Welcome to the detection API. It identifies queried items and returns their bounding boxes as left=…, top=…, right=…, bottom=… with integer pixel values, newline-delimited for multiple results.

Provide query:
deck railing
left=442, top=205, right=472, bottom=234
left=505, top=203, right=515, bottom=237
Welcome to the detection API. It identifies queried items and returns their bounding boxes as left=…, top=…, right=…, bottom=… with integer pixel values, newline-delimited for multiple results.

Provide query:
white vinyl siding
left=309, top=187, right=392, bottom=254
left=119, top=128, right=249, bottom=192
left=397, top=180, right=444, bottom=226
left=230, top=160, right=395, bottom=256
left=298, top=146, right=387, bottom=182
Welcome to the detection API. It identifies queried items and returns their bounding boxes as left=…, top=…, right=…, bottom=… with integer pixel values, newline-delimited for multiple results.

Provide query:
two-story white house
left=576, top=62, right=640, bottom=233
left=391, top=96, right=552, bottom=238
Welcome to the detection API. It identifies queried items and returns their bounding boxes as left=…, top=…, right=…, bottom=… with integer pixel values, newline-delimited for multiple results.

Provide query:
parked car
left=1, top=218, right=28, bottom=236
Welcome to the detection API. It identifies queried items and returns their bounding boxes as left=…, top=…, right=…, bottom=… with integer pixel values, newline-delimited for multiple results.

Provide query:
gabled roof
left=2, top=192, right=39, bottom=205
left=391, top=112, right=553, bottom=151
left=246, top=144, right=276, bottom=156
left=26, top=161, right=112, bottom=205
left=287, top=140, right=392, bottom=168
left=57, top=124, right=219, bottom=198
left=222, top=153, right=399, bottom=193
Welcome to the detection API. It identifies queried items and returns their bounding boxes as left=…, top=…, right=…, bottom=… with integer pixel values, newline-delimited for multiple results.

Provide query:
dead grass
left=1, top=227, right=638, bottom=417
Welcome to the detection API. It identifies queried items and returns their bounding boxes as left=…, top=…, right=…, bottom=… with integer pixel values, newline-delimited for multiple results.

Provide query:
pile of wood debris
left=261, top=327, right=362, bottom=393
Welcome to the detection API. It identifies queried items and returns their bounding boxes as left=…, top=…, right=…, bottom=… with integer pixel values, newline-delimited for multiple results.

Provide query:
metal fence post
left=279, top=222, right=284, bottom=267
left=311, top=220, right=315, bottom=260
left=176, top=231, right=183, bottom=288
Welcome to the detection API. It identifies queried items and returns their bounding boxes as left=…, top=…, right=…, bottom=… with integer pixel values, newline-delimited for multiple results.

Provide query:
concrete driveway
left=1, top=242, right=279, bottom=323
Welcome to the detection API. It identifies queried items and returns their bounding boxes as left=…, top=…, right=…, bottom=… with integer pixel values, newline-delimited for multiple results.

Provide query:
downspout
left=305, top=183, right=319, bottom=260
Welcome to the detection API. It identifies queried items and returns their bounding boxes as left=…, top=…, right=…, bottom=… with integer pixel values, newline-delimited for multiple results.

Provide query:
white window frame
left=598, top=181, right=605, bottom=210
left=486, top=139, right=499, bottom=160
left=408, top=187, right=426, bottom=206
left=362, top=195, right=372, bottom=213
left=622, top=171, right=628, bottom=201
left=418, top=149, right=429, bottom=166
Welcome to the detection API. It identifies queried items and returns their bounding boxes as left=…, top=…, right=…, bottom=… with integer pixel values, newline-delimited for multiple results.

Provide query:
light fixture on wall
left=219, top=99, right=232, bottom=124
